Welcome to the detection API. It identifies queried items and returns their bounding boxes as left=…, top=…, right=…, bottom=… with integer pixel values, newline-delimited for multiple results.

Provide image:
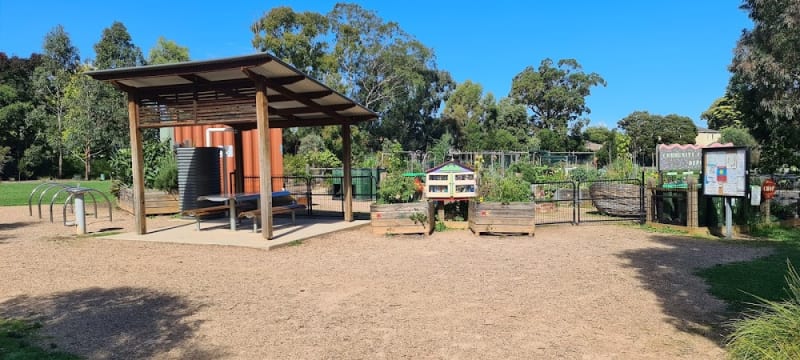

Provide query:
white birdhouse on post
left=425, top=161, right=477, bottom=200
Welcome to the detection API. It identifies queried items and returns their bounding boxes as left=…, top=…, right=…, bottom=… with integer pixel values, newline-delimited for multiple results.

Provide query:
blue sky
left=0, top=1, right=751, bottom=129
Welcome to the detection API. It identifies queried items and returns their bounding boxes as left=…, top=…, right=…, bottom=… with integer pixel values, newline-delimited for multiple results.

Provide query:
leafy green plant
left=305, top=149, right=342, bottom=168
left=435, top=221, right=447, bottom=232
left=109, top=138, right=177, bottom=191
left=480, top=171, right=531, bottom=203
left=569, top=166, right=601, bottom=182
left=409, top=211, right=428, bottom=226
left=507, top=162, right=557, bottom=183
left=605, top=156, right=636, bottom=179
left=377, top=172, right=416, bottom=204
left=283, top=153, right=310, bottom=177
left=726, top=261, right=800, bottom=360
left=152, top=154, right=178, bottom=193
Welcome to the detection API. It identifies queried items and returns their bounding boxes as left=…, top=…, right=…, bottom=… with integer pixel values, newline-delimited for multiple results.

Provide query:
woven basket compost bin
left=588, top=183, right=642, bottom=217
left=370, top=202, right=434, bottom=235
left=468, top=201, right=536, bottom=236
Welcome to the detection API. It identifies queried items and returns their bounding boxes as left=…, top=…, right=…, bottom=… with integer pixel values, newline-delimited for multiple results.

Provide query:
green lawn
left=0, top=180, right=114, bottom=207
left=0, top=318, right=80, bottom=359
left=696, top=225, right=800, bottom=312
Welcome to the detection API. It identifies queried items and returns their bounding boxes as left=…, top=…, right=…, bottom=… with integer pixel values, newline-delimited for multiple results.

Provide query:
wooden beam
left=242, top=67, right=349, bottom=123
left=269, top=75, right=305, bottom=85
left=133, top=79, right=255, bottom=98
left=233, top=130, right=245, bottom=193
left=127, top=93, right=147, bottom=234
left=276, top=103, right=355, bottom=115
left=268, top=91, right=332, bottom=102
left=136, top=115, right=369, bottom=129
left=343, top=124, right=353, bottom=222
left=255, top=80, right=274, bottom=240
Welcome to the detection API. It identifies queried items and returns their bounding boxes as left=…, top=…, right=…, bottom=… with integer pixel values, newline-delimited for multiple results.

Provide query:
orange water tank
left=174, top=125, right=283, bottom=193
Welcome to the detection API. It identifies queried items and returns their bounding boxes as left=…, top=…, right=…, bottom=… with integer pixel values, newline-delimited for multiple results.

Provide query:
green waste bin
left=332, top=168, right=378, bottom=200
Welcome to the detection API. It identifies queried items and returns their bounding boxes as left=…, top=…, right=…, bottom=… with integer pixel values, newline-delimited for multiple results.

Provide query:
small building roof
left=86, top=53, right=377, bottom=129
left=426, top=161, right=474, bottom=174
left=696, top=126, right=721, bottom=133
left=584, top=141, right=603, bottom=152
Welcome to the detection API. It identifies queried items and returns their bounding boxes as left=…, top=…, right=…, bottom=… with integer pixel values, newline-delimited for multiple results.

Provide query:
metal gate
left=274, top=174, right=377, bottom=218
left=532, top=181, right=577, bottom=225
left=533, top=177, right=644, bottom=225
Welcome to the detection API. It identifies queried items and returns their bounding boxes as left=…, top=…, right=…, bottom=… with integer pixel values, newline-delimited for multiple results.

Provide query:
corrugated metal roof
left=86, top=53, right=377, bottom=128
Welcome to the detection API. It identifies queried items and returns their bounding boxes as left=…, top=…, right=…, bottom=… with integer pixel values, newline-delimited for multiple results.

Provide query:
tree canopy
left=94, top=21, right=145, bottom=69
left=617, top=111, right=697, bottom=166
left=701, top=95, right=743, bottom=130
left=509, top=58, right=606, bottom=133
left=148, top=37, right=190, bottom=65
left=729, top=0, right=800, bottom=171
left=251, top=3, right=452, bottom=152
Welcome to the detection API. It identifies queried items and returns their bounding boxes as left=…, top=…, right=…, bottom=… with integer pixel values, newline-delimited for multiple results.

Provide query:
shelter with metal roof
left=87, top=53, right=377, bottom=239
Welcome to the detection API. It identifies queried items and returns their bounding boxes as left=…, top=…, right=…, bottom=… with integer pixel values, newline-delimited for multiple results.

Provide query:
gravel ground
left=0, top=205, right=771, bottom=359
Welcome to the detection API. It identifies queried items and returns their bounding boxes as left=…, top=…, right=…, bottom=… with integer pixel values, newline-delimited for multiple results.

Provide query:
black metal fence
left=237, top=172, right=647, bottom=225
left=531, top=177, right=645, bottom=225
left=531, top=181, right=577, bottom=225
left=239, top=175, right=378, bottom=219
left=652, top=190, right=689, bottom=226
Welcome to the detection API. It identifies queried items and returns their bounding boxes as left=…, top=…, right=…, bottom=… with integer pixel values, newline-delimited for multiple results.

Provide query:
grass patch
left=0, top=318, right=80, bottom=359
left=287, top=239, right=304, bottom=246
left=725, top=261, right=800, bottom=360
left=637, top=223, right=690, bottom=235
left=696, top=225, right=800, bottom=312
left=0, top=180, right=113, bottom=207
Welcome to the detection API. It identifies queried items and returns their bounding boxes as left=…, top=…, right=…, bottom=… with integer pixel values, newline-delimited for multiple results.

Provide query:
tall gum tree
left=32, top=25, right=80, bottom=178
left=729, top=0, right=800, bottom=171
left=251, top=3, right=452, bottom=152
left=509, top=58, right=606, bottom=135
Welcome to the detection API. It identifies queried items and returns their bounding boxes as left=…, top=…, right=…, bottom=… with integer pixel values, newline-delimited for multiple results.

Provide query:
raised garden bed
left=370, top=202, right=434, bottom=235
left=118, top=185, right=179, bottom=215
left=469, top=201, right=535, bottom=236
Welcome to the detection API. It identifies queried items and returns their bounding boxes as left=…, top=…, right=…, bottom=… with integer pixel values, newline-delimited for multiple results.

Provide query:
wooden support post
left=343, top=124, right=353, bottom=222
left=233, top=129, right=245, bottom=193
left=127, top=93, right=146, bottom=234
left=255, top=81, right=274, bottom=239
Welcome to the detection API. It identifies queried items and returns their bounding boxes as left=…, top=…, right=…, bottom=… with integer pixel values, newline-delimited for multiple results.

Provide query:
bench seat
left=239, top=204, right=307, bottom=232
left=182, top=205, right=240, bottom=230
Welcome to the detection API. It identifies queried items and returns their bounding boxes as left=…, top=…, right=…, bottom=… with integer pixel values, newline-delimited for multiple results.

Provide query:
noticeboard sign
left=702, top=146, right=749, bottom=197
left=657, top=144, right=702, bottom=171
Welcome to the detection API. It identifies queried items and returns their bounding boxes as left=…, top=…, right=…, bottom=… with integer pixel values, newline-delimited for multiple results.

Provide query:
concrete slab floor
left=100, top=216, right=370, bottom=250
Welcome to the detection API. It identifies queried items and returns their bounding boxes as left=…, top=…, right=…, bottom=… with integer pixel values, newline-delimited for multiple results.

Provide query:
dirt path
left=0, top=206, right=770, bottom=359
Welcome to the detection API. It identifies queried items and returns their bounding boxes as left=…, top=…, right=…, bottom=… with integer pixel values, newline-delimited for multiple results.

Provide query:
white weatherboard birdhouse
left=425, top=161, right=476, bottom=199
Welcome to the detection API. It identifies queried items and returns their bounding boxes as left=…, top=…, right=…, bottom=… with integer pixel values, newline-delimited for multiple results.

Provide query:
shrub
left=507, top=162, right=562, bottom=183
left=480, top=171, right=531, bottom=203
left=109, top=139, right=176, bottom=190
left=305, top=149, right=342, bottom=168
left=726, top=261, right=800, bottom=359
left=283, top=153, right=309, bottom=176
left=377, top=172, right=415, bottom=204
left=569, top=166, right=601, bottom=182
left=152, top=154, right=178, bottom=193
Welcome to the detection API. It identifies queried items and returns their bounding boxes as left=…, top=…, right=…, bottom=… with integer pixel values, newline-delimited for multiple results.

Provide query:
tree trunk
left=57, top=112, right=63, bottom=178
left=84, top=144, right=91, bottom=180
